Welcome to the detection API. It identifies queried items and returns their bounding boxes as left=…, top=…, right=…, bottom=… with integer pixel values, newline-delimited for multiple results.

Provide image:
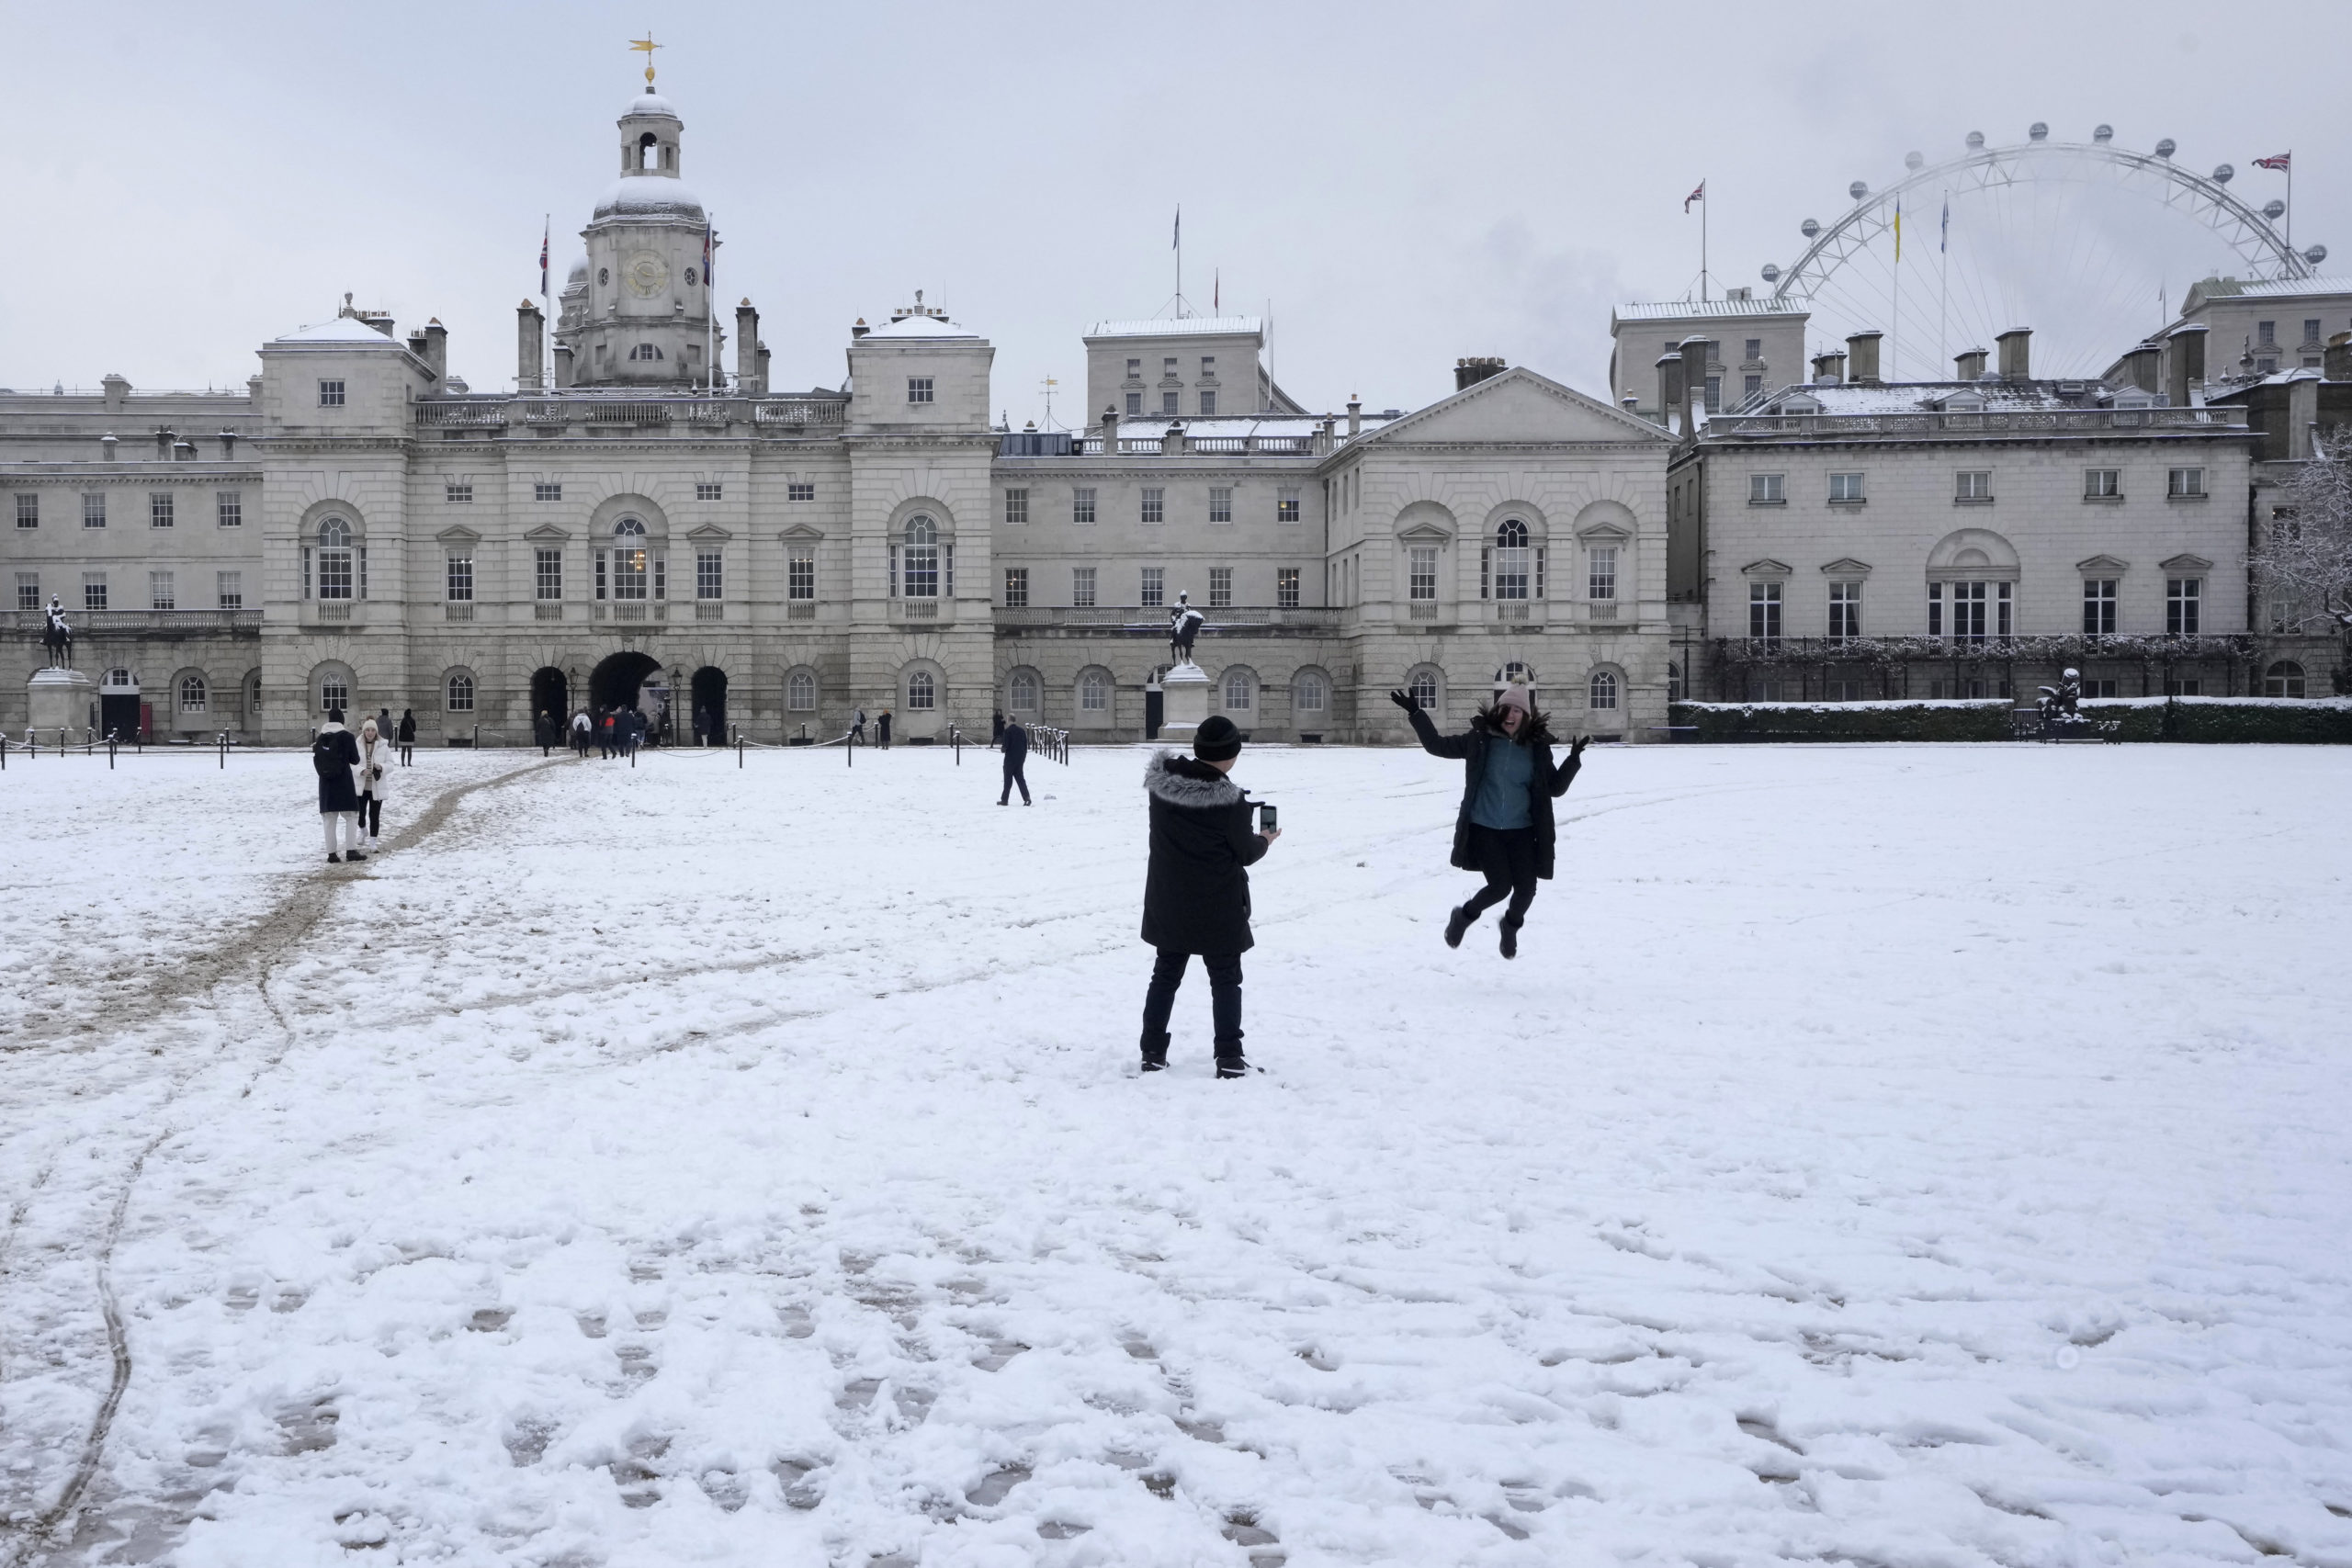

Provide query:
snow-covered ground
left=4, top=740, right=2348, bottom=1568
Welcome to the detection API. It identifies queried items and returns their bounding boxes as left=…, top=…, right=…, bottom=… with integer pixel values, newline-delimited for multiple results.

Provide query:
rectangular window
left=536, top=549, right=562, bottom=600
left=1125, top=391, right=1142, bottom=416
left=1408, top=546, right=1438, bottom=602
left=1003, top=488, right=1028, bottom=525
left=535, top=481, right=561, bottom=502
left=907, top=377, right=933, bottom=404
left=787, top=481, right=815, bottom=503
left=2067, top=577, right=2114, bottom=637
left=1071, top=566, right=1097, bottom=607
left=1277, top=488, right=1301, bottom=524
left=2303, top=319, right=2322, bottom=344
left=788, top=552, right=815, bottom=600
left=1160, top=390, right=1180, bottom=416
left=1209, top=566, right=1233, bottom=608
left=2085, top=468, right=2120, bottom=499
left=1125, top=357, right=1141, bottom=378
left=1199, top=389, right=1217, bottom=417
left=215, top=491, right=242, bottom=527
left=1828, top=471, right=1864, bottom=502
left=1208, top=486, right=1232, bottom=524
left=2164, top=678, right=2203, bottom=696
left=83, top=492, right=106, bottom=528
left=149, top=570, right=175, bottom=611
left=83, top=570, right=107, bottom=611
left=1587, top=545, right=1618, bottom=601
left=1743, top=374, right=1762, bottom=398
left=446, top=555, right=473, bottom=602
left=446, top=481, right=473, bottom=503
left=1200, top=355, right=1216, bottom=378
left=14, top=493, right=36, bottom=528
left=1162, top=356, right=1178, bottom=377
left=2167, top=467, right=2205, bottom=498
left=1277, top=566, right=1301, bottom=609
left=1703, top=376, right=1722, bottom=412
left=654, top=554, right=666, bottom=600
left=2256, top=321, right=2276, bottom=347
left=318, top=379, right=345, bottom=407
left=15, top=571, right=38, bottom=611
left=150, top=491, right=174, bottom=528
left=695, top=481, right=723, bottom=502
left=1928, top=581, right=1941, bottom=637
left=203, top=570, right=237, bottom=611
left=1140, top=566, right=1164, bottom=607
left=1744, top=337, right=1762, bottom=361
left=1747, top=581, right=1782, bottom=641
left=1748, top=472, right=1785, bottom=503
left=2167, top=577, right=2201, bottom=635
left=1828, top=580, right=1862, bottom=640
left=1002, top=566, right=1029, bottom=607
left=1956, top=470, right=1992, bottom=502
left=1140, top=487, right=1164, bottom=525
left=594, top=550, right=607, bottom=601
left=613, top=543, right=647, bottom=600
left=696, top=551, right=723, bottom=600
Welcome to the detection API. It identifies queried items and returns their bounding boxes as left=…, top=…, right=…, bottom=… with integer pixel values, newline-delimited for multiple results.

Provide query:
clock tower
left=560, top=81, right=721, bottom=388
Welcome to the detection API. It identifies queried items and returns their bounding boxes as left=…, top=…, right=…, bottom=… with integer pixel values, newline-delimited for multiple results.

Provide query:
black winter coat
left=1140, top=750, right=1267, bottom=954
left=313, top=725, right=361, bottom=812
left=1406, top=705, right=1579, bottom=879
left=1001, top=723, right=1029, bottom=765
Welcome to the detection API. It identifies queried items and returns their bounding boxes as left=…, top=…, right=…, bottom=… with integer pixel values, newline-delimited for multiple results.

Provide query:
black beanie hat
left=1193, top=715, right=1242, bottom=762
left=327, top=706, right=345, bottom=724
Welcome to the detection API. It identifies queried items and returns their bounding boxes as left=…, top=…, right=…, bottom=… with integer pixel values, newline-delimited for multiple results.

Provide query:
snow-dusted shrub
left=1669, top=700, right=2015, bottom=741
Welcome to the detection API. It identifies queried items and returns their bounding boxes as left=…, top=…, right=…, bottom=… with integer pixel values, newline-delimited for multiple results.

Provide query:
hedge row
left=1670, top=699, right=2352, bottom=743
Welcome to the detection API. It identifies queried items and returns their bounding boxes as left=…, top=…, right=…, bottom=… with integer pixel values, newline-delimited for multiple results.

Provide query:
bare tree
left=2248, top=431, right=2352, bottom=634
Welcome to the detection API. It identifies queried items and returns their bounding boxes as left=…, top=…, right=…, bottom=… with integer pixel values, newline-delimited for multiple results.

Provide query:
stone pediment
left=779, top=523, right=825, bottom=541
left=1577, top=520, right=1632, bottom=542
left=685, top=523, right=733, bottom=542
left=1742, top=558, right=1793, bottom=577
left=2075, top=553, right=2132, bottom=574
left=1355, top=366, right=1669, bottom=449
left=1396, top=521, right=1452, bottom=541
left=2159, top=553, right=2213, bottom=573
left=1819, top=557, right=1872, bottom=575
left=524, top=523, right=571, bottom=542
left=435, top=525, right=481, bottom=545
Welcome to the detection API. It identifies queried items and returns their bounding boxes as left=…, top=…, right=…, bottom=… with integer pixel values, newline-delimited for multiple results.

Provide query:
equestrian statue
left=40, top=596, right=74, bottom=670
left=1167, top=592, right=1204, bottom=669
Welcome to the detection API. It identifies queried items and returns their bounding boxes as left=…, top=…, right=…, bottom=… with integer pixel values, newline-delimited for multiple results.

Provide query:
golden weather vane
left=629, top=33, right=662, bottom=89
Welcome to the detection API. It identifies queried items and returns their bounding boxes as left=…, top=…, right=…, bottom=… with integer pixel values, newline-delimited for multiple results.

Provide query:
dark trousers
left=1000, top=757, right=1030, bottom=804
left=358, top=795, right=381, bottom=837
left=1462, top=824, right=1539, bottom=927
left=1141, top=949, right=1243, bottom=1058
left=398, top=744, right=413, bottom=764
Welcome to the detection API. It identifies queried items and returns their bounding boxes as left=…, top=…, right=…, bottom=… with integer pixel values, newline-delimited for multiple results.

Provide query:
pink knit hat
left=1496, top=683, right=1534, bottom=718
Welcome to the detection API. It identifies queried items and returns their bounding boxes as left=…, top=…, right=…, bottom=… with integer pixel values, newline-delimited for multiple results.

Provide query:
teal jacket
left=1406, top=705, right=1579, bottom=878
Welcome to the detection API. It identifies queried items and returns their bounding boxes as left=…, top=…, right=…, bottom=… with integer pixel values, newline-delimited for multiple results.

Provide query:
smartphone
left=1259, top=802, right=1278, bottom=832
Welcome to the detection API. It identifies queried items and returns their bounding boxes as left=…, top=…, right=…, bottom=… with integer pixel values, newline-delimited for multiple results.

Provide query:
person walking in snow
left=312, top=706, right=363, bottom=863
left=1137, top=715, right=1280, bottom=1077
left=571, top=708, right=591, bottom=756
left=851, top=706, right=867, bottom=746
left=999, top=717, right=1032, bottom=805
left=355, top=715, right=393, bottom=855
left=396, top=708, right=416, bottom=765
left=877, top=709, right=892, bottom=750
left=1390, top=681, right=1587, bottom=959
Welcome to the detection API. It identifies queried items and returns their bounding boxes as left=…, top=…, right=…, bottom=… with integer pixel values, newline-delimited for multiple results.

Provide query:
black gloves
left=1570, top=735, right=1589, bottom=761
left=1388, top=689, right=1418, bottom=713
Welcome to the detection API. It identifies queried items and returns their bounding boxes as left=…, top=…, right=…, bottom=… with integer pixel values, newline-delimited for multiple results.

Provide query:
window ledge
left=1747, top=498, right=1787, bottom=507
left=1827, top=498, right=1868, bottom=507
left=2166, top=492, right=2210, bottom=502
left=2082, top=494, right=2126, bottom=503
left=1953, top=496, right=1996, bottom=506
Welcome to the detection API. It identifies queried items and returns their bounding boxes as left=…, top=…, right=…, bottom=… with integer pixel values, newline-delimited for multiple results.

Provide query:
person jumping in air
left=1390, top=680, right=1587, bottom=959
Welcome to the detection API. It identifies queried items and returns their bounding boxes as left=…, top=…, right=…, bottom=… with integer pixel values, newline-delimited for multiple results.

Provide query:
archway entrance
left=591, top=650, right=662, bottom=715
left=690, top=666, right=728, bottom=745
left=530, top=668, right=570, bottom=731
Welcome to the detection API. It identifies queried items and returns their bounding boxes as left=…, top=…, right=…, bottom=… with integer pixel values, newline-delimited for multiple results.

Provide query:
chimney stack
left=756, top=341, right=770, bottom=393
left=736, top=299, right=762, bottom=393
left=2286, top=371, right=2320, bottom=461
left=1346, top=395, right=1362, bottom=438
left=2122, top=342, right=2163, bottom=394
left=2324, top=331, right=2350, bottom=383
left=1679, top=335, right=1710, bottom=432
left=552, top=342, right=575, bottom=388
left=1846, top=330, right=1883, bottom=385
left=1953, top=347, right=1989, bottom=380
left=1453, top=356, right=1506, bottom=391
left=850, top=316, right=870, bottom=341
left=423, top=319, right=447, bottom=388
left=1812, top=350, right=1846, bottom=385
left=2166, top=322, right=2208, bottom=405
left=1102, top=405, right=1119, bottom=448
left=1655, top=354, right=1683, bottom=430
left=102, top=373, right=130, bottom=412
left=1996, top=327, right=2032, bottom=382
left=516, top=299, right=545, bottom=391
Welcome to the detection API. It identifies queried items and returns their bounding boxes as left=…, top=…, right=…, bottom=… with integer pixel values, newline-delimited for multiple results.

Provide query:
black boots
left=1215, top=1057, right=1254, bottom=1079
left=1443, top=905, right=1474, bottom=949
left=1499, top=918, right=1521, bottom=960
left=1140, top=1033, right=1170, bottom=1073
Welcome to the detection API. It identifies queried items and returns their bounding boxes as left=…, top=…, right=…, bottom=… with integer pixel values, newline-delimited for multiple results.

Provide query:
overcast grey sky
left=14, top=1, right=2347, bottom=420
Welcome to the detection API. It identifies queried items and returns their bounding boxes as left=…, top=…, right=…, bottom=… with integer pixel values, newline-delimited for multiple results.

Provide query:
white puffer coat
left=354, top=732, right=395, bottom=799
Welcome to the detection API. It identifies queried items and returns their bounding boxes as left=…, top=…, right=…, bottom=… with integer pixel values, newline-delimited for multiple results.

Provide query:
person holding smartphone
left=1390, top=680, right=1586, bottom=959
left=1137, top=715, right=1279, bottom=1077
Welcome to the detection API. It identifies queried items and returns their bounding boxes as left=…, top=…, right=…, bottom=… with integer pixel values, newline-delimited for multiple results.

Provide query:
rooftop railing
left=415, top=393, right=848, bottom=430
left=1709, top=406, right=2249, bottom=440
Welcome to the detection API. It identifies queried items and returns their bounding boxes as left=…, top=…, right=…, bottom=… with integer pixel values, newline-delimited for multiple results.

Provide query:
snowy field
left=3, top=739, right=2349, bottom=1568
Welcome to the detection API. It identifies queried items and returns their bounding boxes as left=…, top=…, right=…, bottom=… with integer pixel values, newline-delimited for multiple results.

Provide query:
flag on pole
left=538, top=221, right=548, bottom=295
left=703, top=223, right=714, bottom=290
left=1684, top=181, right=1705, bottom=212
left=1172, top=206, right=1181, bottom=248
left=2254, top=152, right=2291, bottom=172
left=1940, top=198, right=1949, bottom=253
left=1894, top=199, right=1902, bottom=263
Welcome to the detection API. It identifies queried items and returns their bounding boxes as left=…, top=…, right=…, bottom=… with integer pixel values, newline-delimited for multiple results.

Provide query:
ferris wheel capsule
left=2307, top=245, right=2329, bottom=265
left=2093, top=124, right=2114, bottom=142
left=1849, top=180, right=1869, bottom=200
left=2154, top=138, right=2176, bottom=159
left=2264, top=199, right=2286, bottom=220
left=2029, top=122, right=2049, bottom=141
left=1801, top=218, right=1820, bottom=239
left=1966, top=130, right=1985, bottom=150
left=2212, top=164, right=2233, bottom=184
left=1761, top=264, right=1781, bottom=283
left=1905, top=151, right=1924, bottom=171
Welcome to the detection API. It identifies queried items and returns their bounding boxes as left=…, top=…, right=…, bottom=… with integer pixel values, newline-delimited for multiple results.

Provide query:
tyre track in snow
left=0, top=758, right=568, bottom=1568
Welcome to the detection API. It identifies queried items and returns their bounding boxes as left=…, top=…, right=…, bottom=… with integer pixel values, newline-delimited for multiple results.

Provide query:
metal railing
left=0, top=608, right=261, bottom=634
left=1709, top=405, right=2249, bottom=440
left=991, top=605, right=1342, bottom=631
left=414, top=393, right=848, bottom=430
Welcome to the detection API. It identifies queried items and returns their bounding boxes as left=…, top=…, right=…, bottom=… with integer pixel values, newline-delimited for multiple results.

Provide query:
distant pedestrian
left=851, top=707, right=867, bottom=745
left=312, top=706, right=363, bottom=863
left=999, top=717, right=1032, bottom=805
left=571, top=708, right=592, bottom=756
left=355, top=716, right=393, bottom=855
left=396, top=708, right=416, bottom=765
left=376, top=708, right=393, bottom=748
left=878, top=710, right=892, bottom=749
left=600, top=710, right=617, bottom=760
left=1391, top=681, right=1586, bottom=959
left=535, top=709, right=554, bottom=756
left=628, top=707, right=646, bottom=755
left=1136, top=716, right=1278, bottom=1077
left=991, top=709, right=1005, bottom=745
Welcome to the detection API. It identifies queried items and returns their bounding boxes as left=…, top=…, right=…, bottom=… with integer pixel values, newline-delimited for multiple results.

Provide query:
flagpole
left=707, top=213, right=715, bottom=395
left=1939, top=192, right=1949, bottom=377
left=541, top=214, right=550, bottom=392
left=1701, top=192, right=1708, bottom=303
left=1891, top=199, right=1901, bottom=379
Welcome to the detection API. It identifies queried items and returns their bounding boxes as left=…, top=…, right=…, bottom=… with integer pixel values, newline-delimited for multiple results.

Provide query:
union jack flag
left=703, top=224, right=714, bottom=290
left=2254, top=152, right=2291, bottom=172
left=538, top=225, right=548, bottom=295
left=1684, top=180, right=1705, bottom=212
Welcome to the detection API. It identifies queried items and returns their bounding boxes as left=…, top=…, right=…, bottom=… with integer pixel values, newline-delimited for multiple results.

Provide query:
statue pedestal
left=1158, top=661, right=1210, bottom=745
left=28, top=668, right=95, bottom=739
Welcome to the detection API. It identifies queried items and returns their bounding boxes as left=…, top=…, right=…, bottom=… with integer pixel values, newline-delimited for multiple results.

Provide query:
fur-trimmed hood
left=1144, top=749, right=1243, bottom=808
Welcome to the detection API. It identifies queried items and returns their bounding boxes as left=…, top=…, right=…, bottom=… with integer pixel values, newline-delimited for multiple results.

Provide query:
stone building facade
left=2, top=86, right=1677, bottom=746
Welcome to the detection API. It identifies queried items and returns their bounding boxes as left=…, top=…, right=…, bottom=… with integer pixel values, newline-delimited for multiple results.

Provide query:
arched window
left=628, top=343, right=664, bottom=361
left=901, top=514, right=940, bottom=598
left=1668, top=660, right=1685, bottom=703
left=613, top=516, right=649, bottom=600
left=908, top=670, right=936, bottom=710
left=1224, top=670, right=1254, bottom=710
left=786, top=670, right=817, bottom=711
left=638, top=130, right=658, bottom=170
left=178, top=674, right=208, bottom=713
left=1009, top=670, right=1041, bottom=714
left=447, top=672, right=475, bottom=712
left=1589, top=670, right=1620, bottom=711
left=318, top=671, right=349, bottom=714
left=316, top=516, right=354, bottom=600
left=1294, top=671, right=1327, bottom=714
left=1080, top=669, right=1109, bottom=713
left=2264, top=660, right=2308, bottom=698
left=1408, top=670, right=1440, bottom=710
left=1492, top=518, right=1531, bottom=601
left=103, top=667, right=134, bottom=691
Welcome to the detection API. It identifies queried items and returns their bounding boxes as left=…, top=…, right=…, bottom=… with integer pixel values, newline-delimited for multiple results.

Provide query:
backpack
left=311, top=732, right=341, bottom=778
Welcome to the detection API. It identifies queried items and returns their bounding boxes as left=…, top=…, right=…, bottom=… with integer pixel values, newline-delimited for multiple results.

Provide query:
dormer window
left=628, top=343, right=663, bottom=361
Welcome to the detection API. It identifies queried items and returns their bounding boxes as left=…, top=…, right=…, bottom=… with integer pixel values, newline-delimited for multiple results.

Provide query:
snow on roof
left=1086, top=316, right=1263, bottom=339
left=273, top=316, right=405, bottom=346
left=1757, top=379, right=2131, bottom=415
left=2187, top=275, right=2352, bottom=302
left=1613, top=297, right=1811, bottom=321
left=566, top=254, right=591, bottom=284
left=860, top=313, right=980, bottom=341
left=593, top=175, right=705, bottom=220
left=625, top=93, right=680, bottom=118
left=1109, top=412, right=1391, bottom=438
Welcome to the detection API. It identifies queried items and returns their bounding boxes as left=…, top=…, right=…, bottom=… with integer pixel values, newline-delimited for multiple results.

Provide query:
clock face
left=625, top=251, right=670, bottom=299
